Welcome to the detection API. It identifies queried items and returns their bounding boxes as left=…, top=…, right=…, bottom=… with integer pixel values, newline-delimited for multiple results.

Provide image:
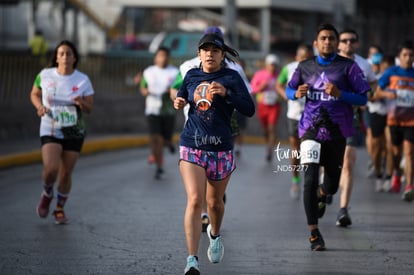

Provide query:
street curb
left=0, top=134, right=269, bottom=170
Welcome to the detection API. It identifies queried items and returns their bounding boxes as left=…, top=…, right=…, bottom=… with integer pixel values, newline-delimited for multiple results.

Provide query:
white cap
left=265, top=54, right=280, bottom=65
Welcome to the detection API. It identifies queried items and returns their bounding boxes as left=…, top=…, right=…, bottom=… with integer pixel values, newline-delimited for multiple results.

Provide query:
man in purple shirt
left=286, top=23, right=370, bottom=251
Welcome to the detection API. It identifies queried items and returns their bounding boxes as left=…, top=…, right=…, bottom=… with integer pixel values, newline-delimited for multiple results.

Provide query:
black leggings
left=303, top=138, right=346, bottom=225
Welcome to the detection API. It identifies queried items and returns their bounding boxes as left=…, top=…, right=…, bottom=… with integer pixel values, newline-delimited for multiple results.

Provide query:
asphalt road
left=0, top=144, right=413, bottom=275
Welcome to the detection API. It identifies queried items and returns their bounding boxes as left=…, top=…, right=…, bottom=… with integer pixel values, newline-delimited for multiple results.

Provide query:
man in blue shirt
left=286, top=23, right=370, bottom=251
left=376, top=40, right=414, bottom=202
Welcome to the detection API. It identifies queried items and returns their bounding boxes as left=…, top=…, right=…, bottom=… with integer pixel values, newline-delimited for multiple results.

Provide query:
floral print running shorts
left=179, top=146, right=235, bottom=181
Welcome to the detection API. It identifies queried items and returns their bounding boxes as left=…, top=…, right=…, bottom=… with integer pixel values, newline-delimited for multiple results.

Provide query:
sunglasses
left=340, top=38, right=358, bottom=44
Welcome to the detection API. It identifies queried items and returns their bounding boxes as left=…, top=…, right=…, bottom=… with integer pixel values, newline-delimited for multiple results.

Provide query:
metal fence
left=0, top=52, right=154, bottom=99
left=0, top=52, right=284, bottom=142
left=0, top=52, right=155, bottom=140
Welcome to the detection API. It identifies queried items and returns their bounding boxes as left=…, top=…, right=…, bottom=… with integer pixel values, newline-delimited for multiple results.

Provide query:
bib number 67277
left=300, top=140, right=321, bottom=164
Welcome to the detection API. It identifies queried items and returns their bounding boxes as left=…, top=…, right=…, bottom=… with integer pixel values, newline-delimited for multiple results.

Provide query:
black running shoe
left=201, top=214, right=210, bottom=233
left=317, top=188, right=332, bottom=218
left=309, top=229, right=326, bottom=251
left=317, top=193, right=327, bottom=219
left=169, top=144, right=176, bottom=154
left=336, top=208, right=352, bottom=227
left=266, top=154, right=271, bottom=162
left=325, top=194, right=333, bottom=205
left=155, top=167, right=164, bottom=180
left=318, top=201, right=326, bottom=219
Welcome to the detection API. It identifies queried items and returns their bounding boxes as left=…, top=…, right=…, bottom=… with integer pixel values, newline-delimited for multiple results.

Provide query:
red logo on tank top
left=72, top=86, right=79, bottom=93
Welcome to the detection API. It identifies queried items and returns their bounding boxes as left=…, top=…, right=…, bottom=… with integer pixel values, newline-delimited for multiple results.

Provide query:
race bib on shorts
left=147, top=94, right=162, bottom=109
left=395, top=89, right=414, bottom=107
left=300, top=140, right=321, bottom=164
left=262, top=90, right=278, bottom=105
left=51, top=106, right=78, bottom=128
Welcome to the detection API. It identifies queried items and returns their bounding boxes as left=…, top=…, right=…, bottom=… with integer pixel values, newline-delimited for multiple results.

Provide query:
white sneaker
left=206, top=224, right=224, bottom=263
left=382, top=179, right=391, bottom=192
left=375, top=178, right=383, bottom=192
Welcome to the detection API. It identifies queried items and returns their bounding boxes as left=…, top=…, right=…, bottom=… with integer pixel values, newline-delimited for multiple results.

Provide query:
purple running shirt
left=288, top=54, right=370, bottom=141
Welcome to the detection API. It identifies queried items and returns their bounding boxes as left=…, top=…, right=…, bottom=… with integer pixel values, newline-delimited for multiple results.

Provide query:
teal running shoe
left=184, top=255, right=199, bottom=275
left=206, top=224, right=224, bottom=263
